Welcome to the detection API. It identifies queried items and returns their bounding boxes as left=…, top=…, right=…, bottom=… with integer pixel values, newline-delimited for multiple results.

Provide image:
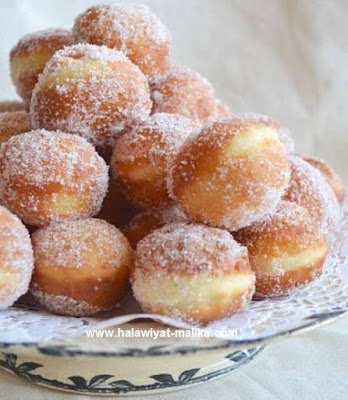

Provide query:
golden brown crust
left=0, top=100, right=27, bottom=113
left=124, top=205, right=189, bottom=249
left=151, top=64, right=217, bottom=122
left=170, top=118, right=291, bottom=231
left=235, top=201, right=328, bottom=297
left=254, top=255, right=326, bottom=297
left=134, top=223, right=250, bottom=276
left=132, top=223, right=254, bottom=323
left=111, top=113, right=198, bottom=208
left=283, top=156, right=340, bottom=235
left=31, top=44, right=152, bottom=152
left=0, top=111, right=31, bottom=144
left=97, top=179, right=137, bottom=229
left=10, top=29, right=74, bottom=102
left=0, top=130, right=108, bottom=227
left=73, top=4, right=171, bottom=79
left=303, top=156, right=345, bottom=204
left=31, top=218, right=133, bottom=316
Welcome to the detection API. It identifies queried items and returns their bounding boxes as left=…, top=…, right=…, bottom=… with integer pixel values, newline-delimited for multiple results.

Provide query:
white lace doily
left=1, top=202, right=348, bottom=345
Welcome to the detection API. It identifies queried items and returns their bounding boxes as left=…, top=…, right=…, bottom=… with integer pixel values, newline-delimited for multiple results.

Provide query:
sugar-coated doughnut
left=10, top=28, right=74, bottom=103
left=97, top=178, right=137, bottom=229
left=124, top=205, right=189, bottom=249
left=169, top=117, right=291, bottom=231
left=0, top=111, right=31, bottom=144
left=283, top=156, right=340, bottom=235
left=73, top=4, right=170, bottom=80
left=235, top=201, right=328, bottom=297
left=151, top=64, right=217, bottom=123
left=0, top=205, right=34, bottom=309
left=215, top=99, right=231, bottom=118
left=30, top=219, right=132, bottom=316
left=303, top=156, right=345, bottom=204
left=0, top=100, right=27, bottom=113
left=112, top=113, right=198, bottom=208
left=132, top=223, right=255, bottom=323
left=0, top=130, right=108, bottom=227
left=31, top=43, right=152, bottom=154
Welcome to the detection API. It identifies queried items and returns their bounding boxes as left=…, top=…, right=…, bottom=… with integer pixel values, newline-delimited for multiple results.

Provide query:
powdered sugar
left=168, top=118, right=291, bottom=231
left=151, top=64, right=217, bottom=122
left=114, top=113, right=198, bottom=163
left=236, top=201, right=327, bottom=297
left=112, top=113, right=199, bottom=207
left=32, top=218, right=131, bottom=270
left=0, top=129, right=109, bottom=226
left=0, top=111, right=31, bottom=143
left=31, top=43, right=152, bottom=150
left=73, top=4, right=171, bottom=78
left=30, top=218, right=132, bottom=316
left=136, top=222, right=248, bottom=275
left=30, top=285, right=103, bottom=317
left=11, top=28, right=73, bottom=53
left=0, top=101, right=27, bottom=113
left=284, top=156, right=341, bottom=236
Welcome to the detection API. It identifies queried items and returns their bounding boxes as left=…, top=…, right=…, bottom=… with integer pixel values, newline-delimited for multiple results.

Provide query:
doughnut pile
left=0, top=2, right=344, bottom=323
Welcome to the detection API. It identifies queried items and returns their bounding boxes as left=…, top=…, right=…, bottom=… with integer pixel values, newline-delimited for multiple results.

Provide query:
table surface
left=0, top=316, right=347, bottom=400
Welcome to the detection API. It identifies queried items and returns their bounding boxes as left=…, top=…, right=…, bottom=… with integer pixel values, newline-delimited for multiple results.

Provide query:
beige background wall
left=0, top=0, right=347, bottom=175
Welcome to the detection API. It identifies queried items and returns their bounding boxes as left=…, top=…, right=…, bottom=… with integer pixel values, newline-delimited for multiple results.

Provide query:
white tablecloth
left=0, top=0, right=347, bottom=398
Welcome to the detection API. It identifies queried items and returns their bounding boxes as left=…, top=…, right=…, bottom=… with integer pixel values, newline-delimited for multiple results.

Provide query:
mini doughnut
left=151, top=64, right=217, bottom=123
left=0, top=100, right=27, bottom=113
left=283, top=156, right=340, bottom=235
left=97, top=178, right=137, bottom=229
left=0, top=111, right=31, bottom=144
left=112, top=113, right=198, bottom=208
left=0, top=129, right=108, bottom=227
left=303, top=156, right=345, bottom=204
left=215, top=99, right=231, bottom=118
left=30, top=219, right=132, bottom=316
left=124, top=205, right=189, bottom=248
left=31, top=43, right=152, bottom=154
left=0, top=205, right=34, bottom=309
left=10, top=28, right=74, bottom=103
left=235, top=201, right=328, bottom=297
left=132, top=223, right=255, bottom=323
left=169, top=117, right=291, bottom=231
left=73, top=4, right=171, bottom=80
